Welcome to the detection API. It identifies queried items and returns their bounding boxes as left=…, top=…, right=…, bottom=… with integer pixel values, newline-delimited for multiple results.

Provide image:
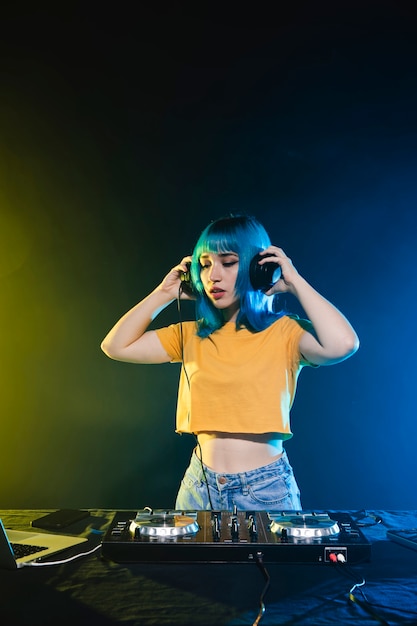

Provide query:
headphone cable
left=177, top=285, right=213, bottom=511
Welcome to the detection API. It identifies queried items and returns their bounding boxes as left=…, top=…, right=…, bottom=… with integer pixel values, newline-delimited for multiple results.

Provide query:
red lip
left=210, top=289, right=225, bottom=300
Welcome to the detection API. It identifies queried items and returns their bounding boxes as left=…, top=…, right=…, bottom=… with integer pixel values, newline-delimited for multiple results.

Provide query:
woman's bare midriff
left=196, top=431, right=284, bottom=473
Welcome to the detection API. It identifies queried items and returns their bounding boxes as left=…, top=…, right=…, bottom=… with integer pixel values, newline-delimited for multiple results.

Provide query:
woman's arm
left=290, top=275, right=359, bottom=365
left=260, top=247, right=359, bottom=366
left=100, top=257, right=192, bottom=364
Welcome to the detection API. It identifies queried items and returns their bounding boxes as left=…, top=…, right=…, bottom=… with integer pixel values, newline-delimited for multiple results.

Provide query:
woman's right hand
left=158, top=256, right=195, bottom=300
left=101, top=256, right=195, bottom=363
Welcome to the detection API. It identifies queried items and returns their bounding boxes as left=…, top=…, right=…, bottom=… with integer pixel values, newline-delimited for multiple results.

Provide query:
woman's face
left=199, top=251, right=240, bottom=320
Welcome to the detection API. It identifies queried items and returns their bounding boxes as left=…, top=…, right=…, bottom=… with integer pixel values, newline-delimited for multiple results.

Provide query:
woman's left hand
left=258, top=246, right=300, bottom=295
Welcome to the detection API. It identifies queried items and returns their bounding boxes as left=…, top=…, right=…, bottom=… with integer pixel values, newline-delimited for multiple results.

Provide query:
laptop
left=0, top=518, right=88, bottom=569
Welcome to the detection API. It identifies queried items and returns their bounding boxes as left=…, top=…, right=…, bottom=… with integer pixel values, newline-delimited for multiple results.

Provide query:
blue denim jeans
left=175, top=448, right=302, bottom=511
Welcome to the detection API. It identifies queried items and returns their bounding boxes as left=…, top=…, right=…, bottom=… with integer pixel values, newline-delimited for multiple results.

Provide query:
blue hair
left=189, top=214, right=285, bottom=337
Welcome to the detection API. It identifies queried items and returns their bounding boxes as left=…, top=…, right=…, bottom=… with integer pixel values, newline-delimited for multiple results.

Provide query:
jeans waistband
left=191, top=448, right=290, bottom=490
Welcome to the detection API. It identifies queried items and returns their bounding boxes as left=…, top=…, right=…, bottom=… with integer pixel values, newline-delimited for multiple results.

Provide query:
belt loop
left=193, top=447, right=207, bottom=484
left=239, top=472, right=249, bottom=496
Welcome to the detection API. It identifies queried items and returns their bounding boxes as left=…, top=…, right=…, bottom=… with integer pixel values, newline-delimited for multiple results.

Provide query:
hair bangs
left=194, top=220, right=241, bottom=259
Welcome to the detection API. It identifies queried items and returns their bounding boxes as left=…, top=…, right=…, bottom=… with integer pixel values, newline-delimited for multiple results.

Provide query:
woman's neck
left=222, top=304, right=240, bottom=323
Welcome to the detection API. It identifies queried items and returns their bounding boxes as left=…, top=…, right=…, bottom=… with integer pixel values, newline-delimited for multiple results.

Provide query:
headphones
left=249, top=253, right=281, bottom=292
left=180, top=253, right=281, bottom=294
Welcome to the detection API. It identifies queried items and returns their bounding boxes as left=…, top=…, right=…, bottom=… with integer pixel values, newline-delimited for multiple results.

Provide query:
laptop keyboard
left=11, top=543, right=47, bottom=558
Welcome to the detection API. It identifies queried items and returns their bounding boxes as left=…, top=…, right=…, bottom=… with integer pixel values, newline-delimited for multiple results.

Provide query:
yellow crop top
left=155, top=315, right=313, bottom=437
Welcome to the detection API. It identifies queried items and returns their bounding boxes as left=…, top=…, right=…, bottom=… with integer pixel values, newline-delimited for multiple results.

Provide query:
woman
left=101, top=214, right=359, bottom=511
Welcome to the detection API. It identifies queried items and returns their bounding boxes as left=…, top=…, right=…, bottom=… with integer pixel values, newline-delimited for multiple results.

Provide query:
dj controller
left=101, top=508, right=371, bottom=564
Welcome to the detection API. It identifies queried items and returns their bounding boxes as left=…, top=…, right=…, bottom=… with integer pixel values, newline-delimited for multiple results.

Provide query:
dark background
left=1, top=2, right=416, bottom=510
